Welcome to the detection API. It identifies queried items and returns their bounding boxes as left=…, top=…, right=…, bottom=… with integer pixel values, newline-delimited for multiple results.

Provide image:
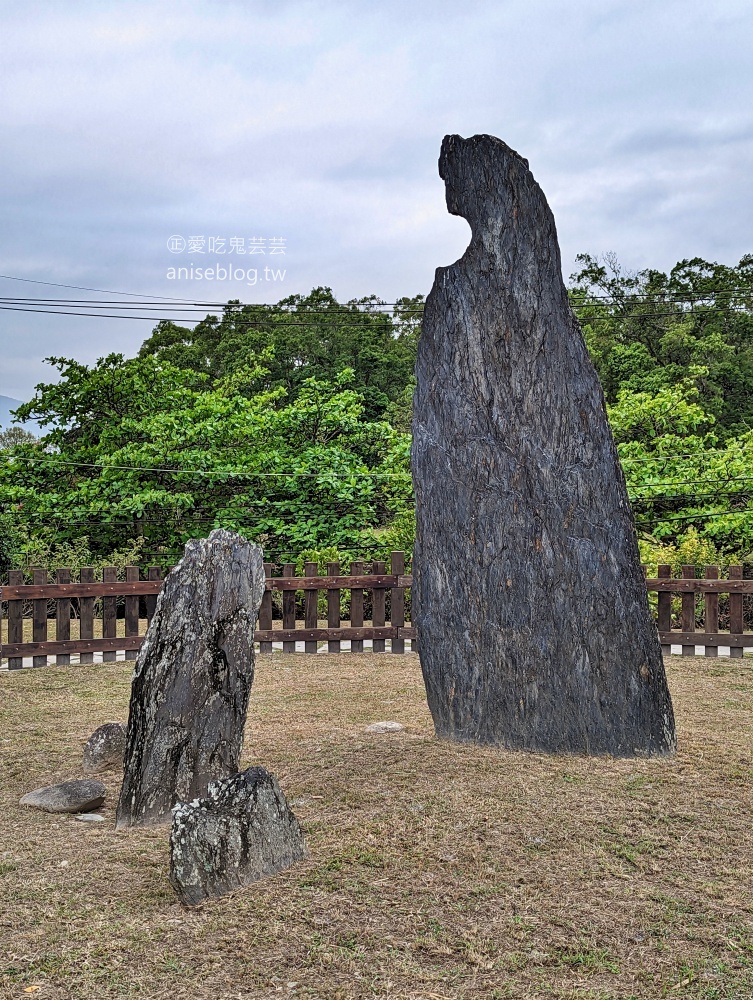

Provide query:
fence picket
left=704, top=565, right=719, bottom=658
left=79, top=567, right=94, bottom=664
left=282, top=564, right=296, bottom=654
left=729, top=565, right=744, bottom=659
left=7, top=570, right=23, bottom=669
left=681, top=565, right=696, bottom=656
left=304, top=562, right=318, bottom=654
left=327, top=562, right=340, bottom=653
left=372, top=561, right=386, bottom=653
left=350, top=560, right=364, bottom=653
left=391, top=551, right=405, bottom=654
left=102, top=567, right=117, bottom=662
left=56, top=568, right=71, bottom=666
left=125, top=566, right=139, bottom=661
left=657, top=564, right=672, bottom=658
left=33, top=568, right=48, bottom=668
left=145, top=566, right=161, bottom=622
left=259, top=563, right=273, bottom=654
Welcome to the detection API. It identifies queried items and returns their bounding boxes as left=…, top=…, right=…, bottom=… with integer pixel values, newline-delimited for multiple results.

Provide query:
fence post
left=391, top=551, right=405, bottom=654
left=657, top=564, right=671, bottom=657
left=282, top=563, right=296, bottom=654
left=372, top=561, right=386, bottom=653
left=350, top=560, right=364, bottom=653
left=102, top=567, right=117, bottom=662
left=33, top=567, right=48, bottom=668
left=304, top=562, right=318, bottom=654
left=55, top=568, right=71, bottom=666
left=704, top=565, right=719, bottom=658
left=125, top=566, right=139, bottom=660
left=259, top=563, right=273, bottom=654
left=7, top=569, right=23, bottom=669
left=729, top=565, right=743, bottom=659
left=327, top=562, right=340, bottom=653
left=681, top=565, right=696, bottom=657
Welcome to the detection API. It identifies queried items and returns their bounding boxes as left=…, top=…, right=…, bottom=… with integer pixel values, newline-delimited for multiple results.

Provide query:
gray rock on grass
left=20, top=779, right=106, bottom=814
left=116, top=529, right=265, bottom=829
left=83, top=722, right=126, bottom=772
left=169, top=766, right=306, bottom=906
left=365, top=721, right=404, bottom=733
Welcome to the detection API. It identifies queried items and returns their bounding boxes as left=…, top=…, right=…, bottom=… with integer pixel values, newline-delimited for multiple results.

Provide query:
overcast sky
left=1, top=0, right=752, bottom=402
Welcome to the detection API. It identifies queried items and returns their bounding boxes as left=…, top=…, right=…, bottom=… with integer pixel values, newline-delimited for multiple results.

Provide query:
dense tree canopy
left=137, top=287, right=423, bottom=422
left=1, top=257, right=751, bottom=575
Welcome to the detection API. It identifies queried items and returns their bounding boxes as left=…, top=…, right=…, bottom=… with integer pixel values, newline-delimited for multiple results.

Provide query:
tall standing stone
left=411, top=134, right=675, bottom=755
left=116, top=529, right=265, bottom=828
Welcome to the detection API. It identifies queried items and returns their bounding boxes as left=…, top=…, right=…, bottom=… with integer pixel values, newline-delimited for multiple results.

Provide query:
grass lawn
left=0, top=653, right=751, bottom=999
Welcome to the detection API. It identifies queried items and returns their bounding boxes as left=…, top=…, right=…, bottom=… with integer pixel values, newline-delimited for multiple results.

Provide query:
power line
left=639, top=508, right=753, bottom=525
left=0, top=274, right=201, bottom=301
left=5, top=456, right=409, bottom=478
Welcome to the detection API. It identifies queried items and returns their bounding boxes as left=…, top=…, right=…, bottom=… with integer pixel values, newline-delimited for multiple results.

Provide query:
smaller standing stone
left=169, top=767, right=306, bottom=906
left=20, top=779, right=106, bottom=814
left=83, top=722, right=126, bottom=772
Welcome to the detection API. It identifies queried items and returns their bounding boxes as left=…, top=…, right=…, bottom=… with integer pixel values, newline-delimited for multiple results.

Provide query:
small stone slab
left=365, top=721, right=404, bottom=733
left=169, top=766, right=306, bottom=906
left=20, top=779, right=106, bottom=814
left=74, top=813, right=105, bottom=823
left=83, top=722, right=126, bottom=772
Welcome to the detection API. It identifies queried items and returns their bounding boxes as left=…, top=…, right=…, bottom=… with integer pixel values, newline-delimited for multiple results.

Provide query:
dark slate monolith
left=411, top=134, right=675, bottom=756
left=169, top=766, right=306, bottom=906
left=116, top=529, right=265, bottom=829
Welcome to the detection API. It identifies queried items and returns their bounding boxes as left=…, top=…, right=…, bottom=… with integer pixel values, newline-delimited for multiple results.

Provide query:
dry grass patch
left=0, top=654, right=752, bottom=999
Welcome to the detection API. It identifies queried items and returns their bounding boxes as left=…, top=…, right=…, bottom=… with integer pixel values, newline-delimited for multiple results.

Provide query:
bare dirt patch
left=0, top=654, right=751, bottom=999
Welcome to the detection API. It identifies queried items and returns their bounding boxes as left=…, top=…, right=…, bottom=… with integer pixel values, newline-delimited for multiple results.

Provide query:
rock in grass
left=20, top=779, right=106, bottom=814
left=169, top=767, right=306, bottom=906
left=83, top=722, right=126, bottom=772
left=365, top=721, right=404, bottom=733
left=411, top=134, right=676, bottom=755
left=116, top=530, right=265, bottom=830
left=74, top=813, right=105, bottom=823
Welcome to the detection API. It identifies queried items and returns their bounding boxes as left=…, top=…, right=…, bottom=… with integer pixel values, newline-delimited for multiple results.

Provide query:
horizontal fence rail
left=1, top=559, right=751, bottom=668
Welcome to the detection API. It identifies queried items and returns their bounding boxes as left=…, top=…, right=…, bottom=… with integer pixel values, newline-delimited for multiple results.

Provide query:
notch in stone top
left=438, top=133, right=559, bottom=274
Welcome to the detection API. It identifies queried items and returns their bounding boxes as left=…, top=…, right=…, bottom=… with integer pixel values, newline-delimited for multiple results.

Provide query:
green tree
left=138, top=288, right=424, bottom=423
left=1, top=352, right=409, bottom=566
left=570, top=253, right=753, bottom=438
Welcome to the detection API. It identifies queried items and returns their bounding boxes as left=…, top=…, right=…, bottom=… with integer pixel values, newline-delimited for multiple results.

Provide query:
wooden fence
left=0, top=553, right=414, bottom=668
left=1, top=558, right=751, bottom=668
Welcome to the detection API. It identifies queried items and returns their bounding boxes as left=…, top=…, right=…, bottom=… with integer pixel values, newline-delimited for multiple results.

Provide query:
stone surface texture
left=169, top=766, right=306, bottom=906
left=411, top=133, right=675, bottom=755
left=116, top=529, right=265, bottom=829
left=20, top=779, right=106, bottom=813
left=83, top=722, right=126, bottom=772
left=365, top=721, right=404, bottom=733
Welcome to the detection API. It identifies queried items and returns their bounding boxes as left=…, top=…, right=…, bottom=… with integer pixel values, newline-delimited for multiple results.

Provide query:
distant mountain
left=0, top=396, right=41, bottom=435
